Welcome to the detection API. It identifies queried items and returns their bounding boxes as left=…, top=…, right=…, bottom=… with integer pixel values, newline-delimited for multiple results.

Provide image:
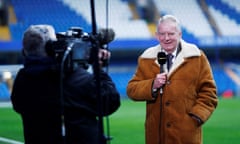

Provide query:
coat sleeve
left=127, top=57, right=156, bottom=101
left=189, top=52, right=218, bottom=123
left=99, top=70, right=121, bottom=116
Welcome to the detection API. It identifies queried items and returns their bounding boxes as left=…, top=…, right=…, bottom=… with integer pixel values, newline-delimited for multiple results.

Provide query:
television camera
left=46, top=27, right=115, bottom=71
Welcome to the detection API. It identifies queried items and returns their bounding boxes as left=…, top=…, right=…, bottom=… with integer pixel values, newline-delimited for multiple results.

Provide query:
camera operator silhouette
left=11, top=24, right=120, bottom=144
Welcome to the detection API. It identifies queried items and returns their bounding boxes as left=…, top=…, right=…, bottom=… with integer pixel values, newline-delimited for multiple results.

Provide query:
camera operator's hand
left=99, top=49, right=111, bottom=67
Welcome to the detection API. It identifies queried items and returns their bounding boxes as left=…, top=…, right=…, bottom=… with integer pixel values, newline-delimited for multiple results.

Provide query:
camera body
left=46, top=27, right=111, bottom=71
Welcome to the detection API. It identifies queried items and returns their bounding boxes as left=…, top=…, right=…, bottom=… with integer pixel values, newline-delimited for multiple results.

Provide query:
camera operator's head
left=22, top=25, right=57, bottom=57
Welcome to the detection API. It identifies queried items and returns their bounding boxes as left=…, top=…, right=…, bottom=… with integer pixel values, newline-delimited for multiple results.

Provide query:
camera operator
left=11, top=24, right=121, bottom=144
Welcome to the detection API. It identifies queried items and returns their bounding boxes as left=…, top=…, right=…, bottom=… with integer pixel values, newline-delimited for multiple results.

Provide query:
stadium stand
left=223, top=0, right=240, bottom=13
left=153, top=0, right=215, bottom=37
left=206, top=0, right=240, bottom=25
left=205, top=0, right=240, bottom=36
left=213, top=65, right=237, bottom=96
left=0, top=26, right=10, bottom=40
left=1, top=0, right=240, bottom=98
left=9, top=0, right=92, bottom=40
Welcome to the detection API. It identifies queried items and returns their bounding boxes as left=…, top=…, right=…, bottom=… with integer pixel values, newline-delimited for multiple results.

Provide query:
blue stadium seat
left=10, top=0, right=91, bottom=40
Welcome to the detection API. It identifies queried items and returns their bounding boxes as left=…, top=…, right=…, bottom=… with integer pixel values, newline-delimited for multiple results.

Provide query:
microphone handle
left=159, top=64, right=164, bottom=94
left=160, top=64, right=164, bottom=73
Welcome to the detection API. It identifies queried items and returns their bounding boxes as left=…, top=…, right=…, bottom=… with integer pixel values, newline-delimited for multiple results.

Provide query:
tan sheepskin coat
left=127, top=40, right=218, bottom=144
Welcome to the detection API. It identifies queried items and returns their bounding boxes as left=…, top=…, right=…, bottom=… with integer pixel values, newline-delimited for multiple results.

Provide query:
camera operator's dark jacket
left=63, top=66, right=120, bottom=116
left=11, top=56, right=63, bottom=144
left=11, top=56, right=121, bottom=144
left=63, top=64, right=121, bottom=144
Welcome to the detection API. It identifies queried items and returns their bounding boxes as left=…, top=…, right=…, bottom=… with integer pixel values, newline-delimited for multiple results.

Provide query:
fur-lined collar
left=140, top=39, right=201, bottom=75
left=141, top=39, right=201, bottom=59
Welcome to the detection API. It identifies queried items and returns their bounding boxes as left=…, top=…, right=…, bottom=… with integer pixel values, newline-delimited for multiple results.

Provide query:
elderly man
left=127, top=15, right=218, bottom=144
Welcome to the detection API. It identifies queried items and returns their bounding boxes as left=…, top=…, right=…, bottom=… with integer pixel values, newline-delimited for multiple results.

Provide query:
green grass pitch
left=0, top=98, right=240, bottom=144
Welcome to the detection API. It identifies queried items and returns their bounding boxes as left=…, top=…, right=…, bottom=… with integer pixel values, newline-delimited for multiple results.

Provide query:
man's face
left=156, top=20, right=182, bottom=53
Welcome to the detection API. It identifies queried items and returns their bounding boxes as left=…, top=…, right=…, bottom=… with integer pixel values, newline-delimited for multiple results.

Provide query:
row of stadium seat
left=3, top=0, right=239, bottom=98
left=9, top=0, right=240, bottom=42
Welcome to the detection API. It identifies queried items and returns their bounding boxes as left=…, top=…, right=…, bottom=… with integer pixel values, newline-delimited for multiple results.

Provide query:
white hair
left=22, top=24, right=57, bottom=56
left=156, top=14, right=181, bottom=33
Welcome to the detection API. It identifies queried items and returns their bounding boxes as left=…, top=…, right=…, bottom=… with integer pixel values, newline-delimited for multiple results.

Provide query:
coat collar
left=141, top=39, right=200, bottom=59
left=141, top=39, right=201, bottom=75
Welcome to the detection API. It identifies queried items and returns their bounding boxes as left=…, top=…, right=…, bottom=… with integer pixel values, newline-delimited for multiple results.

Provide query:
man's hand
left=152, top=73, right=167, bottom=89
left=98, top=49, right=111, bottom=66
